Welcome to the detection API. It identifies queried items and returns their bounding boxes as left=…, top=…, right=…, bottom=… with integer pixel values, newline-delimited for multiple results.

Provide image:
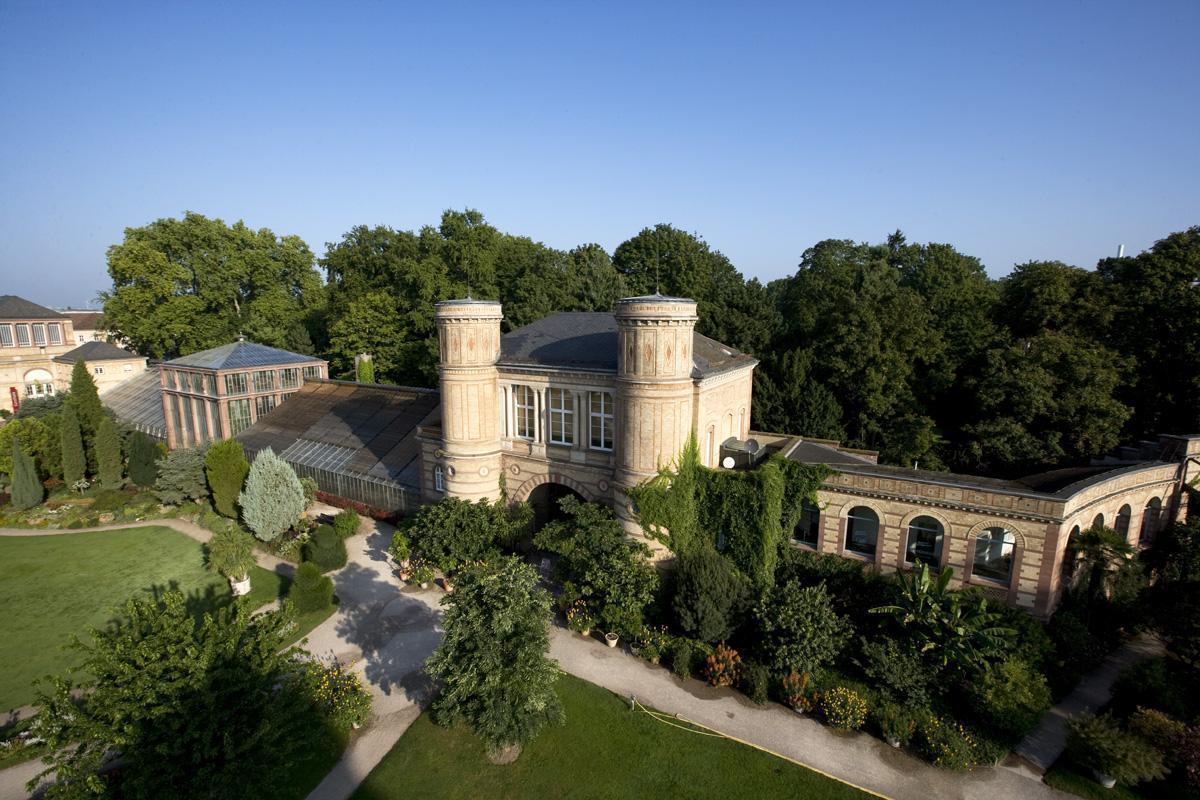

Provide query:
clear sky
left=1, top=0, right=1197, bottom=308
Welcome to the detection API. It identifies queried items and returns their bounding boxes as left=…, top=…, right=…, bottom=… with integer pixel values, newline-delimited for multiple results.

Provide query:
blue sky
left=1, top=0, right=1197, bottom=308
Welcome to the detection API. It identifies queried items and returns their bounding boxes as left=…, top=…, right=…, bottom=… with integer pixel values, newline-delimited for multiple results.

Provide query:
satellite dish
left=721, top=456, right=736, bottom=469
left=746, top=439, right=761, bottom=454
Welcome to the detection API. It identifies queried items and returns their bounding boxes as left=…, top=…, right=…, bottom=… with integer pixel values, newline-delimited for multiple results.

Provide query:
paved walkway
left=1008, top=632, right=1165, bottom=777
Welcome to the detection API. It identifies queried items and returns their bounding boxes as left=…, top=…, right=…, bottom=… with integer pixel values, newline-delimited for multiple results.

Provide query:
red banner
left=9, top=387, right=18, bottom=414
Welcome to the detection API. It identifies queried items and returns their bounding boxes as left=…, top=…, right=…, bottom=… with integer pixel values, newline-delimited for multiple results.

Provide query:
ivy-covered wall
left=628, top=435, right=829, bottom=587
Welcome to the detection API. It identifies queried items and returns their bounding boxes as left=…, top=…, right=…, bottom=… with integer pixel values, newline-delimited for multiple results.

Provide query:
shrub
left=704, top=643, right=741, bottom=688
left=856, top=637, right=933, bottom=707
left=301, top=657, right=372, bottom=731
left=299, top=476, right=318, bottom=507
left=874, top=699, right=919, bottom=745
left=672, top=547, right=749, bottom=644
left=670, top=638, right=693, bottom=680
left=409, top=557, right=435, bottom=586
left=966, top=658, right=1051, bottom=739
left=96, top=417, right=123, bottom=489
left=239, top=448, right=305, bottom=542
left=914, top=713, right=981, bottom=770
left=90, top=489, right=128, bottom=513
left=1127, top=707, right=1186, bottom=757
left=155, top=445, right=210, bottom=505
left=304, top=525, right=348, bottom=572
left=565, top=600, right=597, bottom=634
left=290, top=562, right=335, bottom=613
left=333, top=509, right=360, bottom=539
left=1111, top=657, right=1200, bottom=721
left=126, top=431, right=161, bottom=487
left=821, top=687, right=868, bottom=730
left=1046, top=607, right=1106, bottom=691
left=781, top=671, right=817, bottom=712
left=207, top=528, right=255, bottom=582
left=411, top=496, right=523, bottom=573
left=756, top=580, right=849, bottom=674
left=9, top=435, right=43, bottom=511
left=205, top=439, right=250, bottom=518
left=388, top=530, right=411, bottom=564
left=1179, top=726, right=1200, bottom=790
left=740, top=661, right=769, bottom=705
left=1066, top=713, right=1167, bottom=786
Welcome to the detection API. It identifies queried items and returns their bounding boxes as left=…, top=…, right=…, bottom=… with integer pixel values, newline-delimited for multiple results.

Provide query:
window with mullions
left=547, top=389, right=574, bottom=445
left=845, top=506, right=879, bottom=558
left=253, top=371, right=275, bottom=392
left=514, top=385, right=535, bottom=440
left=972, top=527, right=1016, bottom=583
left=303, top=365, right=322, bottom=379
left=32, top=324, right=46, bottom=346
left=280, top=368, right=300, bottom=389
left=434, top=465, right=445, bottom=493
left=191, top=373, right=204, bottom=394
left=255, top=395, right=276, bottom=417
left=589, top=392, right=613, bottom=451
left=15, top=324, right=31, bottom=347
left=905, top=515, right=944, bottom=567
left=48, top=324, right=62, bottom=345
left=225, top=373, right=248, bottom=395
left=0, top=325, right=13, bottom=347
left=228, top=398, right=252, bottom=436
left=794, top=500, right=821, bottom=548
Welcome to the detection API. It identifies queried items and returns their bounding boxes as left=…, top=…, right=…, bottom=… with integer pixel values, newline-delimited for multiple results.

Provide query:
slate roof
left=54, top=340, right=142, bottom=364
left=61, top=310, right=104, bottom=329
left=499, top=312, right=757, bottom=378
left=165, top=340, right=323, bottom=370
left=102, top=369, right=166, bottom=440
left=236, top=380, right=440, bottom=491
left=0, top=295, right=67, bottom=321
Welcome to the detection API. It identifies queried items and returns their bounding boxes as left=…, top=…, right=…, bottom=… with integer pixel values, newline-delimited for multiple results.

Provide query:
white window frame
left=15, top=324, right=31, bottom=347
left=93, top=366, right=104, bottom=375
left=589, top=391, right=614, bottom=451
left=547, top=388, right=574, bottom=446
left=48, top=323, right=62, bottom=345
left=0, top=325, right=12, bottom=347
left=31, top=324, right=46, bottom=346
left=514, top=385, right=536, bottom=440
left=433, top=465, right=445, bottom=493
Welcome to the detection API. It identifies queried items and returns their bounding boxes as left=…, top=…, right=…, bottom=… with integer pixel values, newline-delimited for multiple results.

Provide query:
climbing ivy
left=628, top=438, right=829, bottom=588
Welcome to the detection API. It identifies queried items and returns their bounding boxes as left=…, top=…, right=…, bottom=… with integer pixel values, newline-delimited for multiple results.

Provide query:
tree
left=126, top=431, right=161, bottom=486
left=871, top=564, right=1013, bottom=676
left=327, top=291, right=408, bottom=382
left=1071, top=525, right=1136, bottom=620
left=67, top=360, right=104, bottom=464
left=407, top=496, right=529, bottom=573
left=30, top=592, right=327, bottom=799
left=205, top=438, right=250, bottom=518
left=95, top=416, right=123, bottom=488
left=0, top=415, right=61, bottom=483
left=755, top=580, right=849, bottom=674
left=673, top=547, right=749, bottom=644
left=59, top=404, right=86, bottom=486
left=100, top=212, right=324, bottom=360
left=534, top=497, right=659, bottom=638
left=239, top=448, right=304, bottom=541
left=425, top=557, right=563, bottom=761
left=355, top=353, right=376, bottom=384
left=154, top=445, right=209, bottom=504
left=9, top=435, right=43, bottom=510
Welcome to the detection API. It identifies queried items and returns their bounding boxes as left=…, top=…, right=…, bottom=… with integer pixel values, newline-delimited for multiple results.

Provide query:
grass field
left=0, top=526, right=332, bottom=711
left=351, top=673, right=872, bottom=800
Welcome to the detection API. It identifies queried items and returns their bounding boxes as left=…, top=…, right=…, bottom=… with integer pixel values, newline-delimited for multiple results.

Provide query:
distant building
left=1, top=296, right=81, bottom=413
left=54, top=340, right=148, bottom=394
left=159, top=338, right=327, bottom=449
left=60, top=309, right=106, bottom=344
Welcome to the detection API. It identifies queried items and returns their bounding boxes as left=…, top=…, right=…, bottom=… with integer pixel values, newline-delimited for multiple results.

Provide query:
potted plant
left=875, top=700, right=918, bottom=748
left=1066, top=713, right=1166, bottom=790
left=782, top=671, right=816, bottom=715
left=605, top=632, right=619, bottom=648
left=388, top=531, right=411, bottom=576
left=410, top=559, right=435, bottom=590
left=565, top=600, right=596, bottom=637
left=207, top=528, right=256, bottom=596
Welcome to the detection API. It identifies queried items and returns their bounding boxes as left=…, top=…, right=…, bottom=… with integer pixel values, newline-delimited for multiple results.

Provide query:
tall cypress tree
left=127, top=431, right=161, bottom=487
left=61, top=404, right=86, bottom=486
left=96, top=417, right=123, bottom=488
left=10, top=435, right=43, bottom=510
left=69, top=360, right=104, bottom=470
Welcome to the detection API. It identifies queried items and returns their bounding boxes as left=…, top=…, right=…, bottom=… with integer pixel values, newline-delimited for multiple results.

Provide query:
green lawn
left=351, top=673, right=872, bottom=800
left=0, top=526, right=332, bottom=711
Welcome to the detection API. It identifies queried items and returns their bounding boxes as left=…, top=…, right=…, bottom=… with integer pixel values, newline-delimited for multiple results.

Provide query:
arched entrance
left=527, top=482, right=586, bottom=529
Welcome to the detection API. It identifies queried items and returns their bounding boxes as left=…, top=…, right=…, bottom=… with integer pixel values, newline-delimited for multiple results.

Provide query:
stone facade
left=0, top=300, right=76, bottom=413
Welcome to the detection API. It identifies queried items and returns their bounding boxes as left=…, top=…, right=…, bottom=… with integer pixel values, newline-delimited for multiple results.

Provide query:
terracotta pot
left=605, top=632, right=619, bottom=648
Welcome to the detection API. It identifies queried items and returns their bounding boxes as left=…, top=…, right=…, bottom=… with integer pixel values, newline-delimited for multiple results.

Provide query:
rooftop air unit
left=720, top=437, right=765, bottom=470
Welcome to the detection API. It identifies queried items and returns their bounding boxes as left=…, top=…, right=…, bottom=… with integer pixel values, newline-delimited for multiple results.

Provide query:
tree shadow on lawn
left=332, top=562, right=443, bottom=703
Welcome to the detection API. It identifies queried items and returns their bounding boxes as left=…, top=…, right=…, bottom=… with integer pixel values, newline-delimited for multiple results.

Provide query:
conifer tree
left=205, top=439, right=250, bottom=518
left=126, top=431, right=161, bottom=487
left=10, top=435, right=43, bottom=510
left=68, top=360, right=104, bottom=439
left=60, top=404, right=86, bottom=486
left=96, top=417, right=123, bottom=488
left=239, top=448, right=304, bottom=541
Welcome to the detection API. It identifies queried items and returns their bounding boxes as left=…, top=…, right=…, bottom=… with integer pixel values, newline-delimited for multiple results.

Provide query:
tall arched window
left=1092, top=513, right=1105, bottom=530
left=845, top=507, right=879, bottom=558
left=794, top=500, right=820, bottom=548
left=973, top=527, right=1016, bottom=583
left=1114, top=505, right=1132, bottom=538
left=1062, top=525, right=1081, bottom=580
left=905, top=516, right=944, bottom=567
left=433, top=465, right=445, bottom=493
left=1140, top=497, right=1162, bottom=545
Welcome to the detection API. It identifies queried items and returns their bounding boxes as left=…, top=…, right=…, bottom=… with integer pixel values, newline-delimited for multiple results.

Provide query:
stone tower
left=434, top=299, right=504, bottom=501
left=612, top=294, right=699, bottom=539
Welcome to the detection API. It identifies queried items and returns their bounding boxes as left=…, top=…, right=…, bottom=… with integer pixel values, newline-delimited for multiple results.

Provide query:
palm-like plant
left=870, top=564, right=1012, bottom=676
left=207, top=528, right=256, bottom=584
left=1072, top=525, right=1135, bottom=618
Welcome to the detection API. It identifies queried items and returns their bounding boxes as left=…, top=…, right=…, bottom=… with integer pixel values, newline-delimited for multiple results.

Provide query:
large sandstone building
left=225, top=293, right=1198, bottom=618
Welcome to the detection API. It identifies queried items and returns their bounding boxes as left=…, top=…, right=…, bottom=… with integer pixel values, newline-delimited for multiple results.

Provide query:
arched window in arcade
left=1140, top=497, right=1162, bottom=545
left=845, top=506, right=879, bottom=558
left=1114, top=505, right=1132, bottom=538
left=973, top=527, right=1017, bottom=583
left=794, top=500, right=821, bottom=548
left=1092, top=513, right=1105, bottom=530
left=905, top=515, right=944, bottom=567
left=1061, top=525, right=1081, bottom=581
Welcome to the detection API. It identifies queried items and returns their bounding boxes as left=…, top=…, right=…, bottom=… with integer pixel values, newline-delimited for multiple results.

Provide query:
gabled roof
left=0, top=295, right=67, bottom=321
left=499, top=312, right=757, bottom=378
left=165, top=340, right=323, bottom=370
left=54, top=340, right=143, bottom=364
left=61, top=310, right=104, bottom=329
left=237, top=380, right=440, bottom=491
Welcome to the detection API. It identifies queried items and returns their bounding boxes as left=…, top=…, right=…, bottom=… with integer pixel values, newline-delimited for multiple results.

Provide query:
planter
left=605, top=632, right=619, bottom=648
left=791, top=707, right=805, bottom=717
left=419, top=582, right=430, bottom=590
left=229, top=576, right=251, bottom=596
left=885, top=736, right=900, bottom=749
left=1092, top=770, right=1117, bottom=790
left=352, top=722, right=363, bottom=731
left=579, top=628, right=591, bottom=638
